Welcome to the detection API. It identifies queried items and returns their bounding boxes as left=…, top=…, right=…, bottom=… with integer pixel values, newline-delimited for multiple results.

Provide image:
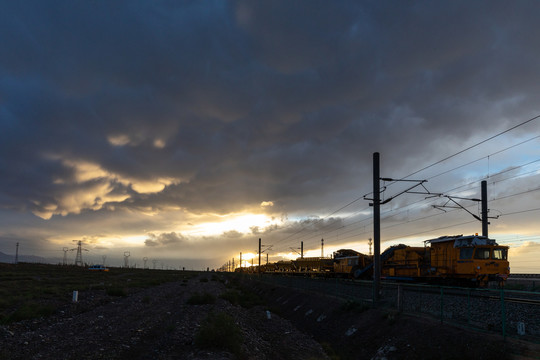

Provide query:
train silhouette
left=236, top=234, right=510, bottom=287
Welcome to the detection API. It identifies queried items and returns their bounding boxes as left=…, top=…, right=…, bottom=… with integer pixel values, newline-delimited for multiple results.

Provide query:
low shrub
left=3, top=302, right=55, bottom=323
left=195, top=312, right=244, bottom=357
left=219, top=289, right=264, bottom=309
left=106, top=287, right=127, bottom=297
left=187, top=292, right=215, bottom=305
left=340, top=300, right=369, bottom=313
left=219, top=290, right=241, bottom=305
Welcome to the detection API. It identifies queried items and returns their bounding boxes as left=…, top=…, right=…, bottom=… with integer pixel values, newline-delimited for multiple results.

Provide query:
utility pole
left=62, top=247, right=69, bottom=265
left=366, top=153, right=430, bottom=304
left=258, top=238, right=261, bottom=274
left=481, top=180, right=489, bottom=237
left=143, top=257, right=148, bottom=269
left=432, top=181, right=496, bottom=236
left=240, top=252, right=242, bottom=269
left=373, top=152, right=381, bottom=304
left=232, top=258, right=235, bottom=270
left=321, top=239, right=324, bottom=258
left=266, top=253, right=269, bottom=265
left=15, top=242, right=19, bottom=264
left=152, top=259, right=158, bottom=269
left=301, top=241, right=304, bottom=259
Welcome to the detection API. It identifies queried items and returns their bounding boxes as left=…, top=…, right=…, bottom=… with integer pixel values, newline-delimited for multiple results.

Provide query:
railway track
left=499, top=296, right=540, bottom=305
left=313, top=276, right=540, bottom=310
left=508, top=273, right=540, bottom=279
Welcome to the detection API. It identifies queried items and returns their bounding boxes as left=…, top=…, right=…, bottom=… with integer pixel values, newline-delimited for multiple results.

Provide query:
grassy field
left=0, top=262, right=197, bottom=324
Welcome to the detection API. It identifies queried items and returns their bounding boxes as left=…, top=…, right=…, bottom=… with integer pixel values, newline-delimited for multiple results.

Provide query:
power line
left=401, top=113, right=540, bottom=180
left=240, top=114, right=540, bottom=258
left=499, top=207, right=540, bottom=217
left=492, top=186, right=540, bottom=202
left=271, top=198, right=367, bottom=248
left=383, top=220, right=478, bottom=243
left=426, top=135, right=540, bottom=181
left=375, top=159, right=540, bottom=231
left=275, top=166, right=540, bottom=254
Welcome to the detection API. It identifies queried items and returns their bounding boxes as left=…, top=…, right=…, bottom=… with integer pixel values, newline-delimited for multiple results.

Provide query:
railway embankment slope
left=245, top=276, right=540, bottom=360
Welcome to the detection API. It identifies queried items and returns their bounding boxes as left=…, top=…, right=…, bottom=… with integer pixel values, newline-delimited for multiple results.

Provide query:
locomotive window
left=493, top=249, right=507, bottom=260
left=459, top=248, right=474, bottom=259
left=474, top=248, right=491, bottom=259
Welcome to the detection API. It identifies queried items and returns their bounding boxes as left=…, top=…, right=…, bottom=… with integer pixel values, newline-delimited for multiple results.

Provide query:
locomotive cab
left=427, top=234, right=510, bottom=286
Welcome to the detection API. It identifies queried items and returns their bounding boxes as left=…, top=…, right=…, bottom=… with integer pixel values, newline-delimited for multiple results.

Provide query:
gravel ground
left=0, top=274, right=328, bottom=360
left=2, top=273, right=540, bottom=360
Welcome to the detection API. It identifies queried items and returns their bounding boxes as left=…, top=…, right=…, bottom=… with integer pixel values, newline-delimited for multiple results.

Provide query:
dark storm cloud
left=144, top=232, right=185, bottom=247
left=1, top=0, right=540, bottom=221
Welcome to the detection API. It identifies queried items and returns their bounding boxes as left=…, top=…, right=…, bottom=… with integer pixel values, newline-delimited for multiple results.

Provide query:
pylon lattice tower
left=71, top=240, right=88, bottom=266
left=124, top=252, right=130, bottom=268
left=62, top=247, right=69, bottom=265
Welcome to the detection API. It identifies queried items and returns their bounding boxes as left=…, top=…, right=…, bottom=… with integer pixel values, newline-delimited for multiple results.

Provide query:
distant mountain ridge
left=0, top=251, right=48, bottom=264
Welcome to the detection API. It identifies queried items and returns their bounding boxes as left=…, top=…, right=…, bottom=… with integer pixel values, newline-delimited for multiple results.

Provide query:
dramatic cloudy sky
left=1, top=1, right=539, bottom=270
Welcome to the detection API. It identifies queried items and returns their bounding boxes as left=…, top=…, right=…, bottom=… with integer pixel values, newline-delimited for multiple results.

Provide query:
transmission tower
left=123, top=251, right=130, bottom=268
left=15, top=242, right=19, bottom=264
left=102, top=255, right=107, bottom=266
left=368, top=238, right=373, bottom=256
left=70, top=240, right=88, bottom=266
left=62, top=247, right=69, bottom=265
left=152, top=259, right=158, bottom=269
left=143, top=257, right=148, bottom=269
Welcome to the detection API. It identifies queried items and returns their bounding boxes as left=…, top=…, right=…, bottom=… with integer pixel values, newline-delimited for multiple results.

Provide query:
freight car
left=332, top=249, right=373, bottom=278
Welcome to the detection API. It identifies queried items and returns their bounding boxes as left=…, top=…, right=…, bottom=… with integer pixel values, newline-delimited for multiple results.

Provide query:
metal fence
left=248, top=274, right=540, bottom=343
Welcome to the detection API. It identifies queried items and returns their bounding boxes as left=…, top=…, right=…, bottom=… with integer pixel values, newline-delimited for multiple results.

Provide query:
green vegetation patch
left=320, top=341, right=341, bottom=360
left=0, top=263, right=203, bottom=324
left=106, top=287, right=128, bottom=297
left=219, top=289, right=264, bottom=309
left=186, top=292, right=216, bottom=305
left=2, top=302, right=55, bottom=324
left=339, top=299, right=369, bottom=313
left=195, top=312, right=244, bottom=357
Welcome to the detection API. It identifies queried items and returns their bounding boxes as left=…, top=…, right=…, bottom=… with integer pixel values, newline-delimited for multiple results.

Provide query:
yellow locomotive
left=236, top=234, right=510, bottom=287
left=379, top=234, right=509, bottom=286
